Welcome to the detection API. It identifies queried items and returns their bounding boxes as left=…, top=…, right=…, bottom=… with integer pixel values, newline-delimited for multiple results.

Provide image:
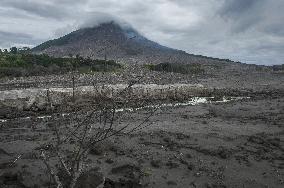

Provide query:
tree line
left=0, top=48, right=121, bottom=78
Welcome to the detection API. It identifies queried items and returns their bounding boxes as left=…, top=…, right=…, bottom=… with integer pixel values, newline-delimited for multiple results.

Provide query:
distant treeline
left=0, top=52, right=121, bottom=78
left=189, top=54, right=234, bottom=63
left=146, top=62, right=205, bottom=75
left=175, top=50, right=235, bottom=63
left=272, top=64, right=284, bottom=71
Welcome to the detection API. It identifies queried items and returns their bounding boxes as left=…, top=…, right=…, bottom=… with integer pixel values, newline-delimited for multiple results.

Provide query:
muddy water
left=115, top=96, right=249, bottom=112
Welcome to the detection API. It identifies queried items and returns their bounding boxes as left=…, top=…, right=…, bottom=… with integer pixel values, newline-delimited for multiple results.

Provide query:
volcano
left=33, top=21, right=233, bottom=65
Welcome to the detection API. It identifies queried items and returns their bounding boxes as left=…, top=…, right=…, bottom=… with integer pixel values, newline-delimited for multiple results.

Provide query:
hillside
left=33, top=21, right=235, bottom=65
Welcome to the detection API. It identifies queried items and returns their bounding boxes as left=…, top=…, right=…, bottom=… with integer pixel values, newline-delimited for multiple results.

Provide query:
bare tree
left=40, top=76, right=160, bottom=188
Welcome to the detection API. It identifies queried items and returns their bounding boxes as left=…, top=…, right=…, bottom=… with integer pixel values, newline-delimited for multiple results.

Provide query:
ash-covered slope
left=33, top=21, right=234, bottom=65
left=34, top=22, right=173, bottom=58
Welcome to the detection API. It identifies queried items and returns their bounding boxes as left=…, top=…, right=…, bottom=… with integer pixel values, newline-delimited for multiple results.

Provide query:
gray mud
left=0, top=96, right=283, bottom=188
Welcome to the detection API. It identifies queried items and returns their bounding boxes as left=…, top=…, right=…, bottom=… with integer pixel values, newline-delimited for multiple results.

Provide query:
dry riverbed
left=0, top=94, right=283, bottom=188
left=0, top=65, right=284, bottom=187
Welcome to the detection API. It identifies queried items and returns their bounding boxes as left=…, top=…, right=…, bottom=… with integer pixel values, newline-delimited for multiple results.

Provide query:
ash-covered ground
left=0, top=64, right=283, bottom=188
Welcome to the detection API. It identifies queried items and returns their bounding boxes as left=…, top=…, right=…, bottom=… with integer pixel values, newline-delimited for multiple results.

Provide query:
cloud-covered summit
left=0, top=0, right=283, bottom=65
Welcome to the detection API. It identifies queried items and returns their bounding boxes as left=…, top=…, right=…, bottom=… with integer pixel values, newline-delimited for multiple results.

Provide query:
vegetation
left=39, top=77, right=157, bottom=188
left=0, top=51, right=121, bottom=78
left=146, top=62, right=205, bottom=75
left=189, top=54, right=234, bottom=63
left=272, top=64, right=284, bottom=71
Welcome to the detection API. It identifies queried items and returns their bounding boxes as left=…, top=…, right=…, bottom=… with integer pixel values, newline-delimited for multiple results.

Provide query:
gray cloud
left=218, top=0, right=284, bottom=36
left=78, top=12, right=130, bottom=29
left=220, top=0, right=262, bottom=17
left=0, top=0, right=283, bottom=65
left=0, top=30, right=40, bottom=47
left=0, top=0, right=88, bottom=19
left=0, top=0, right=67, bottom=19
left=218, top=0, right=265, bottom=33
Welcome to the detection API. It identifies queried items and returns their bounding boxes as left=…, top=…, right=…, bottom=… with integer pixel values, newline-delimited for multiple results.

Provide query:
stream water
left=0, top=96, right=249, bottom=123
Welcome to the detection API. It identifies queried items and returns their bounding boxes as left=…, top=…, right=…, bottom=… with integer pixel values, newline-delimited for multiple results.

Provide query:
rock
left=163, top=137, right=172, bottom=143
left=167, top=180, right=177, bottom=186
left=111, top=164, right=142, bottom=181
left=104, top=178, right=142, bottom=188
left=90, top=146, right=104, bottom=156
left=0, top=162, right=16, bottom=169
left=202, top=120, right=208, bottom=124
left=176, top=133, right=190, bottom=140
left=0, top=172, right=26, bottom=187
left=0, top=106, right=16, bottom=119
left=217, top=147, right=232, bottom=159
left=137, top=159, right=145, bottom=164
left=205, top=182, right=227, bottom=188
left=74, top=168, right=105, bottom=188
left=0, top=148, right=10, bottom=156
left=166, top=160, right=179, bottom=169
left=267, top=138, right=280, bottom=148
left=150, top=160, right=162, bottom=168
left=105, top=158, right=114, bottom=164
left=90, top=141, right=120, bottom=156
left=185, top=153, right=192, bottom=158
left=181, top=114, right=189, bottom=119
left=187, top=162, right=195, bottom=171
left=115, top=150, right=126, bottom=156
left=179, top=158, right=189, bottom=165
left=248, top=135, right=265, bottom=145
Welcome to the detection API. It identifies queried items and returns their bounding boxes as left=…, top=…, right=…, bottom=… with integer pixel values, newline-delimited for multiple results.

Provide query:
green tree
left=19, top=47, right=31, bottom=54
left=10, top=47, right=18, bottom=54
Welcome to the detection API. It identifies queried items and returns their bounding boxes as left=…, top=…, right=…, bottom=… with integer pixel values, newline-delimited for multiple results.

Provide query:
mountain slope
left=33, top=21, right=234, bottom=65
left=34, top=22, right=172, bottom=57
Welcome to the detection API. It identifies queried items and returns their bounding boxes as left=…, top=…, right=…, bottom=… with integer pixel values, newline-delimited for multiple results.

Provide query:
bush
left=0, top=67, right=27, bottom=77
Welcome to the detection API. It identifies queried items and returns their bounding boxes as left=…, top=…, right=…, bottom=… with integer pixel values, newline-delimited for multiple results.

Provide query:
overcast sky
left=0, top=0, right=283, bottom=65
